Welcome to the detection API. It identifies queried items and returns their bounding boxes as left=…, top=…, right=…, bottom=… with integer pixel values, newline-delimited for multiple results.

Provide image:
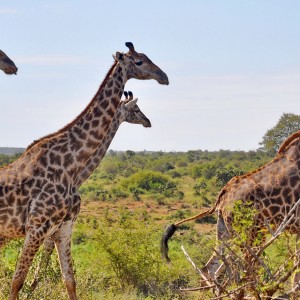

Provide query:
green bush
left=79, top=180, right=111, bottom=201
left=120, top=171, right=181, bottom=198
left=95, top=210, right=190, bottom=298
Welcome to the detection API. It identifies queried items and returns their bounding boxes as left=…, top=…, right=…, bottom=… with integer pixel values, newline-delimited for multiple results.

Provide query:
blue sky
left=1, top=1, right=300, bottom=151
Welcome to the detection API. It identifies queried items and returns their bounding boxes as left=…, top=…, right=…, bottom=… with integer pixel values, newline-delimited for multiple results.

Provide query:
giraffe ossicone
left=0, top=42, right=167, bottom=300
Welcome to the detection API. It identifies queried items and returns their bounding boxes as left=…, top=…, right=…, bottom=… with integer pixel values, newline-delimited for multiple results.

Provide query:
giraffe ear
left=115, top=52, right=124, bottom=62
left=124, top=98, right=138, bottom=109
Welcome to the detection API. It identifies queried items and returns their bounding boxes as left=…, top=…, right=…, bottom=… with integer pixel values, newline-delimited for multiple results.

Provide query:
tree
left=215, top=167, right=244, bottom=188
left=259, top=113, right=300, bottom=154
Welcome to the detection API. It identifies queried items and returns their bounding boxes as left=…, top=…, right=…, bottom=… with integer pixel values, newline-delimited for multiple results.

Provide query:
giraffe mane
left=26, top=60, right=118, bottom=151
left=277, top=130, right=300, bottom=155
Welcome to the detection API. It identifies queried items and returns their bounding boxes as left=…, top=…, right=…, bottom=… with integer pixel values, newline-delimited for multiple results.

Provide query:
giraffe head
left=0, top=50, right=18, bottom=75
left=114, top=42, right=169, bottom=85
left=120, top=91, right=151, bottom=128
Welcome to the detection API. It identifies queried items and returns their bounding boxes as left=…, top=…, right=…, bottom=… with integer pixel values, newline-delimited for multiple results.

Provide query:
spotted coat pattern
left=1, top=42, right=168, bottom=300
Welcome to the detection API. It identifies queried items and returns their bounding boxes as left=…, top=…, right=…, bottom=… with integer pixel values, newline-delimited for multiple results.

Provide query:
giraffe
left=0, top=42, right=168, bottom=300
left=161, top=130, right=300, bottom=295
left=29, top=90, right=151, bottom=291
left=74, top=91, right=151, bottom=187
left=0, top=50, right=18, bottom=75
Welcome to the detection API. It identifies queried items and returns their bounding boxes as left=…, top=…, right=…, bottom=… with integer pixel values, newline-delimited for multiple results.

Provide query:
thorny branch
left=179, top=199, right=300, bottom=298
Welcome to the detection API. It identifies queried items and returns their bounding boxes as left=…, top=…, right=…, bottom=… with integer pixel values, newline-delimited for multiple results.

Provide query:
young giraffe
left=0, top=42, right=168, bottom=300
left=0, top=50, right=18, bottom=74
left=162, top=130, right=300, bottom=291
left=29, top=91, right=151, bottom=290
left=74, top=91, right=151, bottom=187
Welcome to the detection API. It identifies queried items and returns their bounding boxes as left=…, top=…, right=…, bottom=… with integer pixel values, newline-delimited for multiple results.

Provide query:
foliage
left=215, top=167, right=244, bottom=188
left=96, top=210, right=181, bottom=296
left=120, top=170, right=180, bottom=198
left=0, top=153, right=22, bottom=167
left=0, top=149, right=277, bottom=299
left=79, top=180, right=111, bottom=201
left=198, top=200, right=300, bottom=299
left=259, top=112, right=300, bottom=155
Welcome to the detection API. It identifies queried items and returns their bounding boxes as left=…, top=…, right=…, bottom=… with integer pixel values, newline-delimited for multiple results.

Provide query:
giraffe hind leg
left=53, top=220, right=77, bottom=300
left=201, top=214, right=231, bottom=286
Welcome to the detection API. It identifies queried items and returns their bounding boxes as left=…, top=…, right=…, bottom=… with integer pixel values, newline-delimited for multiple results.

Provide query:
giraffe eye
left=135, top=61, right=143, bottom=66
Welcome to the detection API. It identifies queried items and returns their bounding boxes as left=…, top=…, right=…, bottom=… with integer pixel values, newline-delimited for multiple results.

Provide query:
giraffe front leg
left=9, top=227, right=45, bottom=300
left=54, top=220, right=77, bottom=300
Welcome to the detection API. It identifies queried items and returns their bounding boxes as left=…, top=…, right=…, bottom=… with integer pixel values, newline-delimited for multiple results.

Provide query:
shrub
left=95, top=210, right=188, bottom=298
left=120, top=171, right=179, bottom=198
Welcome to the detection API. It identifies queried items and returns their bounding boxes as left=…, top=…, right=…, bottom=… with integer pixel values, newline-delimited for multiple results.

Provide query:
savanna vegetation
left=0, top=149, right=274, bottom=299
left=1, top=113, right=300, bottom=299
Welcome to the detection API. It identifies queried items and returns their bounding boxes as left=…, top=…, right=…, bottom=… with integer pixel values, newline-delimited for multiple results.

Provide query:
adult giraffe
left=0, top=50, right=18, bottom=74
left=29, top=91, right=151, bottom=291
left=161, top=130, right=300, bottom=294
left=0, top=42, right=168, bottom=300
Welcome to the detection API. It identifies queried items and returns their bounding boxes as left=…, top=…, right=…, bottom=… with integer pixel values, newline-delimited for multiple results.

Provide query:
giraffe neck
left=74, top=109, right=125, bottom=186
left=25, top=61, right=127, bottom=185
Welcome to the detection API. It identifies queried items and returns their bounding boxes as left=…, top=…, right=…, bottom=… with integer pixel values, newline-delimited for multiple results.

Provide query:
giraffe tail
left=161, top=206, right=216, bottom=263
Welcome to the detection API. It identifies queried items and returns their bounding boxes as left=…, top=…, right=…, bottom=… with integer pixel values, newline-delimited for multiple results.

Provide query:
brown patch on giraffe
left=289, top=175, right=299, bottom=188
left=63, top=153, right=74, bottom=169
left=76, top=150, right=90, bottom=163
left=83, top=123, right=90, bottom=131
left=91, top=119, right=100, bottom=128
left=71, top=140, right=84, bottom=152
left=93, top=106, right=102, bottom=118
left=269, top=205, right=280, bottom=216
left=86, top=139, right=99, bottom=149
left=271, top=187, right=281, bottom=197
left=40, top=156, right=48, bottom=169
left=105, top=89, right=112, bottom=97
left=262, top=208, right=270, bottom=218
left=107, top=107, right=115, bottom=118
left=49, top=152, right=62, bottom=165
left=107, top=79, right=113, bottom=88
left=111, top=97, right=119, bottom=108
left=100, top=99, right=109, bottom=110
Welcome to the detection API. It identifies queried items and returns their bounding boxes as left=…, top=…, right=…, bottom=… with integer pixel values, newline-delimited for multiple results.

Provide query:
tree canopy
left=259, top=113, right=300, bottom=155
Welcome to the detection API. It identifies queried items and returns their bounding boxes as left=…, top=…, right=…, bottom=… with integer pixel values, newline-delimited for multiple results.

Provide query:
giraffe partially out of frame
left=0, top=50, right=17, bottom=75
left=162, top=130, right=300, bottom=295
left=0, top=42, right=168, bottom=300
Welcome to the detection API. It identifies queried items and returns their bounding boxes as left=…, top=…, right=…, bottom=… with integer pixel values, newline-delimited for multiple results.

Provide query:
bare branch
left=257, top=198, right=300, bottom=257
left=180, top=244, right=206, bottom=278
left=210, top=281, right=256, bottom=300
left=179, top=285, right=215, bottom=292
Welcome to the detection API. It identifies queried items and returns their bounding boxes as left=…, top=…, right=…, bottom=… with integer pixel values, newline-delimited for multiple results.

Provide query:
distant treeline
left=0, top=147, right=25, bottom=155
